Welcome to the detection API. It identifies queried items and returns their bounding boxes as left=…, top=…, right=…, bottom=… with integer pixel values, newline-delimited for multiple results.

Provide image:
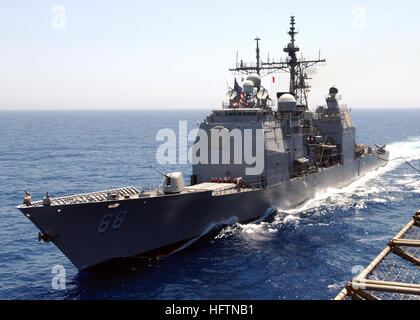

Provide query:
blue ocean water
left=0, top=109, right=419, bottom=300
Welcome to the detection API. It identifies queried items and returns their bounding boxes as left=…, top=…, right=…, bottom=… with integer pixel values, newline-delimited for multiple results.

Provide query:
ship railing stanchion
left=334, top=208, right=420, bottom=300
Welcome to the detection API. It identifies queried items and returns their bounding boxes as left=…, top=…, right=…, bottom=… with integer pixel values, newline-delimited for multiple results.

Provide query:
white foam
left=386, top=137, right=420, bottom=162
left=407, top=179, right=420, bottom=193
left=237, top=136, right=420, bottom=234
left=167, top=216, right=239, bottom=255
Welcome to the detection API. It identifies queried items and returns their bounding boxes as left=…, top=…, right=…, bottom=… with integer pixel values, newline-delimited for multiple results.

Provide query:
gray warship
left=18, top=16, right=389, bottom=270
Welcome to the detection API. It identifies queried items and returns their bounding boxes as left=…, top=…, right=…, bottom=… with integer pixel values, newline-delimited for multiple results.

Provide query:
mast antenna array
left=229, top=16, right=326, bottom=108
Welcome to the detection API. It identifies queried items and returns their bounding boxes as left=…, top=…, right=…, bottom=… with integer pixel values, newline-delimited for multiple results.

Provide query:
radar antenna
left=229, top=16, right=326, bottom=109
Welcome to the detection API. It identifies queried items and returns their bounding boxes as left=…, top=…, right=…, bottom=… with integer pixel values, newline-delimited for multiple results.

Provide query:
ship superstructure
left=193, top=16, right=357, bottom=188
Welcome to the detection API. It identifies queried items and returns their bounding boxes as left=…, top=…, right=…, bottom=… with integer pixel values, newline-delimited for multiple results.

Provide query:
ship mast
left=284, top=16, right=299, bottom=95
left=229, top=16, right=326, bottom=109
left=255, top=37, right=261, bottom=75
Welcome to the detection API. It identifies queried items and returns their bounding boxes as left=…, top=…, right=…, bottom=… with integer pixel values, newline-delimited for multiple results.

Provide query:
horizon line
left=1, top=107, right=420, bottom=111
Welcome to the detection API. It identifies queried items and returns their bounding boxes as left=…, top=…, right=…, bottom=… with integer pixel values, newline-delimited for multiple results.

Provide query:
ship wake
left=219, top=136, right=420, bottom=238
left=166, top=216, right=240, bottom=256
left=167, top=207, right=278, bottom=255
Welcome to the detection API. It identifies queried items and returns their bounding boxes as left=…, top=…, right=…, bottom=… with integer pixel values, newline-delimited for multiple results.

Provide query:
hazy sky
left=1, top=0, right=420, bottom=110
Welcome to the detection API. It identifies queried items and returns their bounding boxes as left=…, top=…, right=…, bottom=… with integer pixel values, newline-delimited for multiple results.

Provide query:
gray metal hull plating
left=19, top=154, right=388, bottom=270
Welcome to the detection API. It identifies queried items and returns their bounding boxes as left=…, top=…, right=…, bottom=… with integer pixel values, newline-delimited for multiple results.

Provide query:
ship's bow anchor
left=38, top=232, right=58, bottom=243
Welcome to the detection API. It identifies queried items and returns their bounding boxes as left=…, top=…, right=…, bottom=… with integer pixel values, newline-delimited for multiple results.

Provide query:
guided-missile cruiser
left=17, top=17, right=389, bottom=270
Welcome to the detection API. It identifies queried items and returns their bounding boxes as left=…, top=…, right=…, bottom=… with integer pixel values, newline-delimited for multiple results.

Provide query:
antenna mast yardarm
left=229, top=16, right=326, bottom=108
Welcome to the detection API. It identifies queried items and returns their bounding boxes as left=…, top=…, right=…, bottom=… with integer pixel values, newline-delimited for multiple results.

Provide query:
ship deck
left=18, top=182, right=246, bottom=209
left=18, top=186, right=142, bottom=208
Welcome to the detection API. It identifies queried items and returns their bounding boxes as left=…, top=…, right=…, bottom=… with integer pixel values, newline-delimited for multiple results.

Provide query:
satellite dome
left=278, top=93, right=296, bottom=111
left=257, top=87, right=269, bottom=100
left=243, top=80, right=254, bottom=94
left=226, top=89, right=237, bottom=101
left=246, top=74, right=261, bottom=87
left=278, top=93, right=296, bottom=103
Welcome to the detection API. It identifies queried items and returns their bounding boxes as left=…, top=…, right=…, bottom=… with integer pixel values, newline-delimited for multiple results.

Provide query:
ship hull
left=18, top=153, right=388, bottom=270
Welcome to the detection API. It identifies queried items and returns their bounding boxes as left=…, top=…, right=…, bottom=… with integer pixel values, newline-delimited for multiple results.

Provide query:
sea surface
left=0, top=108, right=419, bottom=300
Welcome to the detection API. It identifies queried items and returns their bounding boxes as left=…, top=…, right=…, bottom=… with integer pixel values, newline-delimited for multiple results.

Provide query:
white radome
left=278, top=93, right=296, bottom=103
left=246, top=74, right=261, bottom=87
left=242, top=80, right=254, bottom=94
left=278, top=93, right=297, bottom=111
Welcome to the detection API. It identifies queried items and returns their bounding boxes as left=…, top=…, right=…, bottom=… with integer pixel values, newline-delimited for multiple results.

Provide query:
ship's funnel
left=326, top=87, right=340, bottom=113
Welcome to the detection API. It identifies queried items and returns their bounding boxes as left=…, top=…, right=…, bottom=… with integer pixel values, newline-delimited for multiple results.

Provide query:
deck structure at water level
left=335, top=210, right=420, bottom=300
